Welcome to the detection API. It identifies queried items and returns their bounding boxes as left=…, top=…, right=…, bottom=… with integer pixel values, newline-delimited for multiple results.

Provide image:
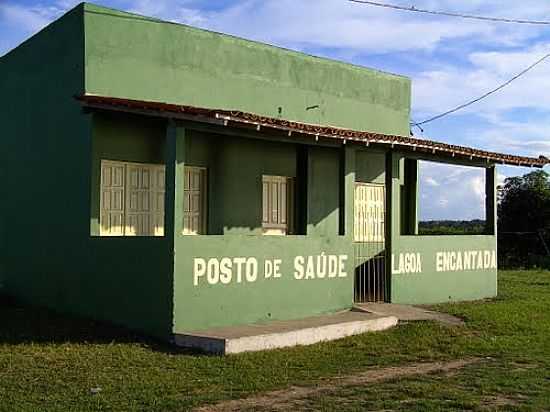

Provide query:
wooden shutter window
left=99, top=160, right=165, bottom=237
left=100, top=161, right=125, bottom=236
left=125, top=164, right=152, bottom=236
left=262, top=175, right=294, bottom=235
left=183, top=166, right=207, bottom=235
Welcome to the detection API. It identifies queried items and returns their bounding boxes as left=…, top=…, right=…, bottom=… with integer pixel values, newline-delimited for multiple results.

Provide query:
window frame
left=262, top=174, right=295, bottom=236
left=182, top=165, right=208, bottom=235
left=415, top=160, right=487, bottom=236
left=99, top=159, right=165, bottom=237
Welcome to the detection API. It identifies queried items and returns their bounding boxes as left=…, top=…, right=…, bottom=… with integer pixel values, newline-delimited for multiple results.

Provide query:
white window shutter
left=100, top=161, right=125, bottom=236
left=262, top=175, right=293, bottom=235
left=279, top=179, right=287, bottom=225
left=183, top=166, right=206, bottom=235
left=125, top=164, right=151, bottom=236
left=125, top=163, right=166, bottom=237
left=262, top=179, right=270, bottom=225
left=151, top=165, right=166, bottom=236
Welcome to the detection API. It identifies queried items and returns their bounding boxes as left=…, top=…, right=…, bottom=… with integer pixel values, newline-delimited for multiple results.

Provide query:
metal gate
left=353, top=183, right=387, bottom=303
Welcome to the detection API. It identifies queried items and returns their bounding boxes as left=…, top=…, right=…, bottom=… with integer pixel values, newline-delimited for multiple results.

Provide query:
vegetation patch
left=196, top=359, right=482, bottom=412
left=1, top=270, right=549, bottom=411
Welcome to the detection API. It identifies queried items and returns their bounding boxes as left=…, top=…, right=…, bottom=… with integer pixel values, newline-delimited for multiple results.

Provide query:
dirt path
left=194, top=358, right=481, bottom=412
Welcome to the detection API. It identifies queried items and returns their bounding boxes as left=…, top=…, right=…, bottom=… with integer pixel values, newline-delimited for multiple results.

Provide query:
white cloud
left=424, top=177, right=440, bottom=187
left=128, top=0, right=206, bottom=25
left=438, top=198, right=449, bottom=208
left=184, top=0, right=547, bottom=55
left=497, top=171, right=506, bottom=187
left=413, top=44, right=550, bottom=119
left=411, top=42, right=550, bottom=164
left=55, top=0, right=82, bottom=9
left=420, top=162, right=486, bottom=220
left=471, top=176, right=485, bottom=199
left=0, top=0, right=82, bottom=40
left=0, top=3, right=55, bottom=33
left=461, top=114, right=550, bottom=159
left=128, top=0, right=172, bottom=18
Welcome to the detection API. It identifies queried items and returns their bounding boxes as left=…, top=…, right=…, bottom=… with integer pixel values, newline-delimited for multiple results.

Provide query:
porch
left=81, top=95, right=536, bottom=339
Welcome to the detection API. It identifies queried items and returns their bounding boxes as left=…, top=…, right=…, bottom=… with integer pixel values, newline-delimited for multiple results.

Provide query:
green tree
left=498, top=170, right=550, bottom=267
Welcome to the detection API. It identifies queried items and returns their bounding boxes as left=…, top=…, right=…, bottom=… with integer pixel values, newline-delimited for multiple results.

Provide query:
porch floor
left=174, top=311, right=398, bottom=355
left=354, top=303, right=464, bottom=326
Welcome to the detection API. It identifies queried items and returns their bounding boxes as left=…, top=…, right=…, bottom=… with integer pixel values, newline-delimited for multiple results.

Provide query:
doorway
left=353, top=183, right=388, bottom=302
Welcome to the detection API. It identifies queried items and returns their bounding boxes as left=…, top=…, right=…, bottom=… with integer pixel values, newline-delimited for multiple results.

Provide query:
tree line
left=498, top=170, right=550, bottom=268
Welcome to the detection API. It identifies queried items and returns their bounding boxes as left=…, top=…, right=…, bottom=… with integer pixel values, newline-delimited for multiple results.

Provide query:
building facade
left=0, top=3, right=547, bottom=340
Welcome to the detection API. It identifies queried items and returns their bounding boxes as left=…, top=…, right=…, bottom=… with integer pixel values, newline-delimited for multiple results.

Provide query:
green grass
left=1, top=270, right=549, bottom=411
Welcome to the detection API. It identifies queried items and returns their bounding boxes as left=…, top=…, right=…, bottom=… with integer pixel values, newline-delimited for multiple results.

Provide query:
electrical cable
left=348, top=0, right=550, bottom=25
left=412, top=52, right=550, bottom=126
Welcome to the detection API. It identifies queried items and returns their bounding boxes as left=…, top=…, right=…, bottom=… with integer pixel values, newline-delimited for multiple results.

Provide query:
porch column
left=385, top=152, right=401, bottom=302
left=386, top=152, right=401, bottom=243
left=295, top=145, right=309, bottom=235
left=341, top=145, right=356, bottom=237
left=165, top=121, right=186, bottom=246
left=485, top=166, right=497, bottom=236
left=403, top=158, right=419, bottom=235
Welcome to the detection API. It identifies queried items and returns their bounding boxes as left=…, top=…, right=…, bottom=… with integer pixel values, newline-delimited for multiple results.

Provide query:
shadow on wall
left=89, top=111, right=344, bottom=237
left=187, top=132, right=344, bottom=236
left=0, top=294, right=201, bottom=354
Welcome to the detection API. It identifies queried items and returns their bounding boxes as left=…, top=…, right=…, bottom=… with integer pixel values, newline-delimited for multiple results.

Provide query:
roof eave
left=76, top=94, right=549, bottom=169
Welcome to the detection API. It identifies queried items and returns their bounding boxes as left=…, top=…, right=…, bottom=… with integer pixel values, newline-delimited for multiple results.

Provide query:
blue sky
left=2, top=0, right=549, bottom=220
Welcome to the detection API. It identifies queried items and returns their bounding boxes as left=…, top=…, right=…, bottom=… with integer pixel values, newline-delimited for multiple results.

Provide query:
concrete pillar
left=404, top=158, right=419, bottom=235
left=386, top=152, right=401, bottom=242
left=165, top=121, right=186, bottom=244
left=385, top=152, right=401, bottom=302
left=296, top=145, right=308, bottom=235
left=485, top=166, right=497, bottom=235
left=341, top=145, right=356, bottom=237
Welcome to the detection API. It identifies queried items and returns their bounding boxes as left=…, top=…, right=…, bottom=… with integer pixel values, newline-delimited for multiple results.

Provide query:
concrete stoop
left=174, top=311, right=398, bottom=354
left=354, top=303, right=465, bottom=326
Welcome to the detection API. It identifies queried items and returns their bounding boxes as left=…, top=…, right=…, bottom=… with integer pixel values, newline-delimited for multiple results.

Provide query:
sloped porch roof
left=77, top=94, right=549, bottom=168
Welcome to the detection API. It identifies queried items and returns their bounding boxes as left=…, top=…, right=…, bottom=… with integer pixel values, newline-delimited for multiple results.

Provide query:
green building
left=0, top=3, right=547, bottom=343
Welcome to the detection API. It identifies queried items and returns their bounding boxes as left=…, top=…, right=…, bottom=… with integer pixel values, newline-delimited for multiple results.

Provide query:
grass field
left=1, top=270, right=549, bottom=411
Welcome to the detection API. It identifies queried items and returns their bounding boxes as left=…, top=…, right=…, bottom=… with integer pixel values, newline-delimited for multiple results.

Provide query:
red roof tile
left=77, top=95, right=549, bottom=168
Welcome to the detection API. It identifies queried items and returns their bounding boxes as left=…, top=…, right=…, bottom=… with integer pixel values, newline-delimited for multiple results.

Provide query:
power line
left=413, top=52, right=550, bottom=127
left=348, top=0, right=550, bottom=25
left=347, top=0, right=550, bottom=125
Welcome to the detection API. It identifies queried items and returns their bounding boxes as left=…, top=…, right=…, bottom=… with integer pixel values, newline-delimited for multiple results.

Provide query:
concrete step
left=174, top=311, right=398, bottom=355
left=354, top=302, right=464, bottom=326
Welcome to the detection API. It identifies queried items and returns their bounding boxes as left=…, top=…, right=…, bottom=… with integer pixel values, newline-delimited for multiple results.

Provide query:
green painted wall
left=173, top=236, right=352, bottom=332
left=0, top=7, right=173, bottom=338
left=387, top=153, right=497, bottom=304
left=307, top=147, right=341, bottom=237
left=0, top=5, right=90, bottom=312
left=82, top=3, right=411, bottom=136
left=356, top=150, right=386, bottom=184
left=391, top=236, right=497, bottom=304
left=172, top=127, right=354, bottom=332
